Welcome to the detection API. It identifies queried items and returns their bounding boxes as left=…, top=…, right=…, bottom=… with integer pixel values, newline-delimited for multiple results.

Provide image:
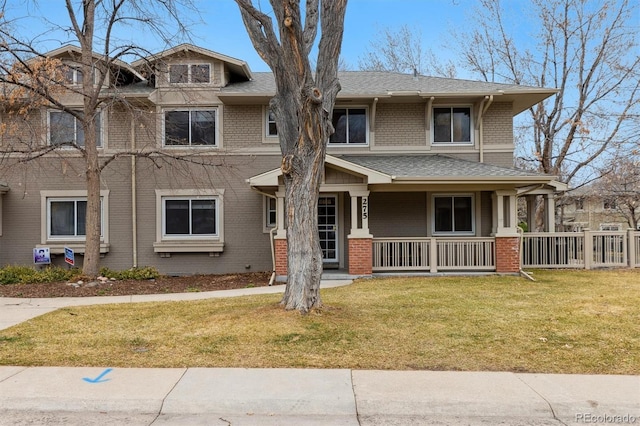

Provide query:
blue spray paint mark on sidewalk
left=82, top=368, right=113, bottom=383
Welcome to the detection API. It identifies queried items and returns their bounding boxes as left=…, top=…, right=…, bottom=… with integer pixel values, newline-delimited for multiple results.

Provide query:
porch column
left=348, top=190, right=372, bottom=275
left=274, top=188, right=287, bottom=278
left=494, top=190, right=520, bottom=273
left=526, top=195, right=536, bottom=232
left=544, top=194, right=556, bottom=232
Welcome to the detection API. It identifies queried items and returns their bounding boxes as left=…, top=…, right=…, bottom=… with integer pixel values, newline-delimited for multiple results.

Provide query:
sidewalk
left=1, top=281, right=638, bottom=425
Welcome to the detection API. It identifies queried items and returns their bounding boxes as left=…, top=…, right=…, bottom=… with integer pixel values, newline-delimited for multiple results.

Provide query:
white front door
left=318, top=195, right=338, bottom=262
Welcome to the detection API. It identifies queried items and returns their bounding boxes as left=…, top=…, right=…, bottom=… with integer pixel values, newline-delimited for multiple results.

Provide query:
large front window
left=433, top=195, right=474, bottom=234
left=47, top=197, right=104, bottom=239
left=330, top=108, right=367, bottom=145
left=164, top=109, right=217, bottom=146
left=163, top=197, right=218, bottom=237
left=433, top=107, right=472, bottom=144
left=49, top=110, right=102, bottom=147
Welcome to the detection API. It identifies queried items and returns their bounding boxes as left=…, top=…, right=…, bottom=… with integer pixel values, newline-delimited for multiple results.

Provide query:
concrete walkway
left=1, top=280, right=638, bottom=425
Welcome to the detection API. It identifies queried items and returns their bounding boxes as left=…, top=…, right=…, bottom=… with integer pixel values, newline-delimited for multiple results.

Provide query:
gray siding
left=369, top=192, right=428, bottom=237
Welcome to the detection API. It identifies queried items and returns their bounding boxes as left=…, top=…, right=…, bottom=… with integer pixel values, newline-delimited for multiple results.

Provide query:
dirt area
left=0, top=271, right=274, bottom=298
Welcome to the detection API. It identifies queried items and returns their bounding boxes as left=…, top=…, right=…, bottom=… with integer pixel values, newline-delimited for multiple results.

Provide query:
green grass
left=0, top=269, right=638, bottom=374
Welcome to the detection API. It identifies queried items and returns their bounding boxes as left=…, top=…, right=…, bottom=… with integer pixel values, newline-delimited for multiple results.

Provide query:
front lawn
left=1, top=269, right=638, bottom=374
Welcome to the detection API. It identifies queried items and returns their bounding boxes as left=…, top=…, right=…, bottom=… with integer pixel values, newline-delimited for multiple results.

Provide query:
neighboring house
left=560, top=187, right=640, bottom=232
left=0, top=43, right=563, bottom=277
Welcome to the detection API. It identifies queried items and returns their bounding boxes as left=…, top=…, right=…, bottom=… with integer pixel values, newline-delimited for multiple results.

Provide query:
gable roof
left=42, top=44, right=145, bottom=82
left=220, top=72, right=557, bottom=114
left=131, top=43, right=252, bottom=81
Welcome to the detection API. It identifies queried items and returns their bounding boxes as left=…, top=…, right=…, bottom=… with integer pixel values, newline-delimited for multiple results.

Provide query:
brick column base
left=348, top=237, right=373, bottom=275
left=274, top=239, right=287, bottom=276
left=495, top=236, right=520, bottom=273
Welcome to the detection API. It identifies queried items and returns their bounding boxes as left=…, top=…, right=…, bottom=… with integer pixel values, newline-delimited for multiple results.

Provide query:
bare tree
left=358, top=24, right=456, bottom=77
left=0, top=0, right=202, bottom=277
left=234, top=0, right=347, bottom=313
left=597, top=156, right=640, bottom=230
left=457, top=0, right=640, bottom=187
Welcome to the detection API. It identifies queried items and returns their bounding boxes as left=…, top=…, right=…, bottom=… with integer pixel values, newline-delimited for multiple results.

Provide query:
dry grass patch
left=1, top=269, right=638, bottom=373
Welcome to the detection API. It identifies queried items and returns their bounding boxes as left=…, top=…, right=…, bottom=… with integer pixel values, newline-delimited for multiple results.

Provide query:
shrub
left=0, top=265, right=78, bottom=285
left=99, top=266, right=160, bottom=280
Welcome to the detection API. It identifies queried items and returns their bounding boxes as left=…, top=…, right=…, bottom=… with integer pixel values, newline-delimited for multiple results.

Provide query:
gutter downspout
left=131, top=118, right=138, bottom=268
left=250, top=187, right=278, bottom=286
left=478, top=95, right=493, bottom=163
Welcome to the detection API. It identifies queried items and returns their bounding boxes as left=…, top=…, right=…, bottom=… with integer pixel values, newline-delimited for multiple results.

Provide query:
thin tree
left=358, top=24, right=456, bottom=78
left=0, top=0, right=203, bottom=277
left=457, top=0, right=640, bottom=187
left=234, top=0, right=347, bottom=313
left=597, top=156, right=640, bottom=230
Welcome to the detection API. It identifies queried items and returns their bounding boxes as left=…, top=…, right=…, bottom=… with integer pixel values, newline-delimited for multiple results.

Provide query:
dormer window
left=169, top=64, right=210, bottom=84
left=63, top=66, right=83, bottom=85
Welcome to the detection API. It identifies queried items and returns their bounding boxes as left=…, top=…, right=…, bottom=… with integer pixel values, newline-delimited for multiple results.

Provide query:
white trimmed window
left=266, top=109, right=278, bottom=137
left=432, top=106, right=473, bottom=144
left=154, top=189, right=225, bottom=254
left=49, top=110, right=102, bottom=147
left=163, top=197, right=218, bottom=237
left=63, top=66, right=83, bottom=85
left=329, top=107, right=368, bottom=145
left=265, top=196, right=277, bottom=229
left=169, top=64, right=211, bottom=84
left=40, top=190, right=110, bottom=254
left=433, top=194, right=474, bottom=235
left=164, top=109, right=217, bottom=147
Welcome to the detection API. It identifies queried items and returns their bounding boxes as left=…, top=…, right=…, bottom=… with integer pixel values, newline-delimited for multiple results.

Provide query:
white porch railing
left=522, top=230, right=639, bottom=269
left=372, top=237, right=495, bottom=272
left=371, top=231, right=639, bottom=272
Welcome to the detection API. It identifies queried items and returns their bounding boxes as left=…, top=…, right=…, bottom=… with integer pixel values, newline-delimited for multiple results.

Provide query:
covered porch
left=249, top=155, right=563, bottom=277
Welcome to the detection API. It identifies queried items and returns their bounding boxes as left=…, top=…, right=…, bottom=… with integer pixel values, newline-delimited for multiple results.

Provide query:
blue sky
left=5, top=0, right=486, bottom=72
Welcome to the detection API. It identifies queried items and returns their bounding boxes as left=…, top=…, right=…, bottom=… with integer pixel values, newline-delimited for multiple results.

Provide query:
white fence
left=372, top=237, right=495, bottom=272
left=522, top=230, right=639, bottom=269
left=371, top=231, right=639, bottom=272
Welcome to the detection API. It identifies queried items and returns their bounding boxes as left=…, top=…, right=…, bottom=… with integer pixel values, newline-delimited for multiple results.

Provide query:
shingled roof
left=338, top=154, right=549, bottom=180
left=220, top=71, right=557, bottom=114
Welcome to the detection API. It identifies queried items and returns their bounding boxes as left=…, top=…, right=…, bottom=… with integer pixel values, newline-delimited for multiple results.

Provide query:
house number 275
left=362, top=197, right=368, bottom=220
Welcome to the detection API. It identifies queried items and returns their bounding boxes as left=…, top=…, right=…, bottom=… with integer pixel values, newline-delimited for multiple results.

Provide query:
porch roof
left=247, top=154, right=563, bottom=189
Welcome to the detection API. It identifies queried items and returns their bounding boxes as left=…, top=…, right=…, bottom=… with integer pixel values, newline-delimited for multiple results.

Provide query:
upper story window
left=603, top=199, right=617, bottom=210
left=575, top=198, right=584, bottom=210
left=49, top=110, right=102, bottom=147
left=164, top=109, right=217, bottom=147
left=330, top=108, right=367, bottom=145
left=433, top=194, right=474, bottom=235
left=63, top=66, right=83, bottom=85
left=266, top=109, right=278, bottom=137
left=433, top=106, right=472, bottom=144
left=169, top=64, right=211, bottom=84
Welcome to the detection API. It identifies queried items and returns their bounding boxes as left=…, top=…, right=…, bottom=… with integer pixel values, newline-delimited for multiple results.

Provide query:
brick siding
left=495, top=237, right=520, bottom=273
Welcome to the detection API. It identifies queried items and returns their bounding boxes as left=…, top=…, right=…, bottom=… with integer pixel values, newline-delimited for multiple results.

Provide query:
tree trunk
left=236, top=0, right=347, bottom=313
left=79, top=0, right=101, bottom=277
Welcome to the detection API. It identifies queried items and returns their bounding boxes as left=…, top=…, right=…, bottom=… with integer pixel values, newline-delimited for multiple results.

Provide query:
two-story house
left=0, top=44, right=562, bottom=277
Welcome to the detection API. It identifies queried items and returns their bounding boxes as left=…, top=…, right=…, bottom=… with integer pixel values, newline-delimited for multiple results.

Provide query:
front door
left=318, top=195, right=338, bottom=263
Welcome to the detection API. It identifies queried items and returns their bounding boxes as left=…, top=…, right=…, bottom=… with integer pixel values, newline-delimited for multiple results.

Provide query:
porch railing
left=372, top=237, right=495, bottom=272
left=522, top=230, right=638, bottom=269
left=371, top=231, right=639, bottom=273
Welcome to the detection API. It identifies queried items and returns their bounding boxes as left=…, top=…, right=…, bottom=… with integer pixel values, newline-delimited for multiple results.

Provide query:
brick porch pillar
left=274, top=238, right=287, bottom=277
left=495, top=236, right=520, bottom=273
left=348, top=237, right=372, bottom=275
